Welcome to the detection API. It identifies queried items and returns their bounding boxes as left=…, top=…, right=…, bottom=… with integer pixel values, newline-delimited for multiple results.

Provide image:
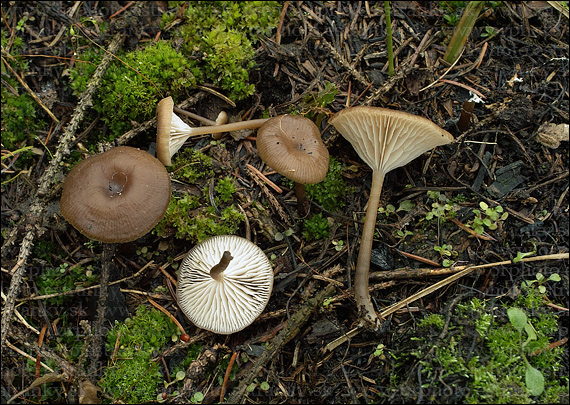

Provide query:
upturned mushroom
left=329, top=106, right=454, bottom=327
left=156, top=96, right=269, bottom=166
left=177, top=235, right=274, bottom=334
left=60, top=146, right=171, bottom=243
left=256, top=114, right=330, bottom=216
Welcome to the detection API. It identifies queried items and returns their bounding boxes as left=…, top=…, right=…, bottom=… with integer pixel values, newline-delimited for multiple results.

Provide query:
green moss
left=169, top=149, right=214, bottom=183
left=305, top=157, right=353, bottom=212
left=155, top=192, right=244, bottom=243
left=215, top=177, right=236, bottom=204
left=302, top=213, right=330, bottom=241
left=1, top=31, right=47, bottom=154
left=164, top=1, right=281, bottom=101
left=68, top=40, right=199, bottom=140
left=156, top=197, right=244, bottom=243
left=35, top=263, right=97, bottom=305
left=100, top=305, right=183, bottom=403
left=396, top=290, right=568, bottom=403
left=418, top=313, right=445, bottom=330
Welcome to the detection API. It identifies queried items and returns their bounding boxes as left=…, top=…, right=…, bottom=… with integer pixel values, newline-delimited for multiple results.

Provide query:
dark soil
left=1, top=2, right=568, bottom=404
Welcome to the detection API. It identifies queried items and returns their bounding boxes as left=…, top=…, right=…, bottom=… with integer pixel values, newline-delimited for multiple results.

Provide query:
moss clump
left=35, top=263, right=97, bottom=306
left=163, top=1, right=281, bottom=101
left=156, top=194, right=244, bottom=243
left=68, top=40, right=199, bottom=140
left=100, top=305, right=182, bottom=403
left=305, top=157, right=353, bottom=211
left=1, top=32, right=46, bottom=154
left=169, top=149, right=214, bottom=183
left=302, top=213, right=330, bottom=241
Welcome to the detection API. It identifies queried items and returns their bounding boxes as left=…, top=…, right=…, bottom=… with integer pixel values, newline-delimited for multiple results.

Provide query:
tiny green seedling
left=507, top=307, right=545, bottom=396
left=332, top=239, right=344, bottom=251
left=523, top=272, right=561, bottom=294
left=434, top=244, right=458, bottom=267
left=274, top=228, right=294, bottom=241
left=469, top=201, right=508, bottom=234
left=190, top=391, right=204, bottom=404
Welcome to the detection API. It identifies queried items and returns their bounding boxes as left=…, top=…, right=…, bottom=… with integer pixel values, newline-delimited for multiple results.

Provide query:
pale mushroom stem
left=354, top=169, right=386, bottom=327
left=210, top=251, right=233, bottom=280
left=184, top=118, right=270, bottom=137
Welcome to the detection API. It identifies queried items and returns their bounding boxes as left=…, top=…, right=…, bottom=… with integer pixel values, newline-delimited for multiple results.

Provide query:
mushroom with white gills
left=329, top=106, right=454, bottom=328
left=156, top=96, right=269, bottom=166
left=177, top=235, right=274, bottom=334
left=256, top=114, right=330, bottom=216
left=59, top=146, right=171, bottom=370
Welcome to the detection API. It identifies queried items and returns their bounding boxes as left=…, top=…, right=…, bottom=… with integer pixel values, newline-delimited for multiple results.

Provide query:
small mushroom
left=177, top=235, right=274, bottom=334
left=256, top=114, right=329, bottom=216
left=60, top=146, right=171, bottom=243
left=329, top=106, right=454, bottom=327
left=156, top=97, right=269, bottom=166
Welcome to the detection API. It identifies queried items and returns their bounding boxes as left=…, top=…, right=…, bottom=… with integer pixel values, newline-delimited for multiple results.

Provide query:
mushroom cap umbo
left=60, top=146, right=171, bottom=243
left=177, top=235, right=274, bottom=334
left=156, top=96, right=193, bottom=166
left=329, top=106, right=454, bottom=174
left=256, top=115, right=329, bottom=184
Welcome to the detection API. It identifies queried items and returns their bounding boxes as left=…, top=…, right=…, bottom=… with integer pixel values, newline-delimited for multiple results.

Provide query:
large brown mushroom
left=329, top=106, right=454, bottom=327
left=256, top=114, right=330, bottom=216
left=60, top=146, right=171, bottom=243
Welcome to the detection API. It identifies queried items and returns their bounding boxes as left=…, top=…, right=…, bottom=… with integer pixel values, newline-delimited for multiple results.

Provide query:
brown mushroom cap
left=256, top=115, right=329, bottom=184
left=60, top=146, right=171, bottom=243
left=177, top=235, right=274, bottom=334
left=329, top=106, right=454, bottom=174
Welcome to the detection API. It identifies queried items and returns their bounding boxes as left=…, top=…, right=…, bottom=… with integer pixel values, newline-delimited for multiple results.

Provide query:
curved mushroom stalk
left=210, top=251, right=233, bottom=280
left=329, top=106, right=454, bottom=329
left=354, top=170, right=385, bottom=327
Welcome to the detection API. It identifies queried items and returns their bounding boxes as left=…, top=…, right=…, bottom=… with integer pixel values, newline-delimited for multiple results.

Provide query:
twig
left=88, top=243, right=115, bottom=377
left=245, top=163, right=282, bottom=193
left=220, top=351, right=238, bottom=402
left=1, top=31, right=127, bottom=349
left=227, top=282, right=336, bottom=403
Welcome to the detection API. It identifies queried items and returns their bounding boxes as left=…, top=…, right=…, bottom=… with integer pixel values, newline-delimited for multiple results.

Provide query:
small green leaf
left=176, top=371, right=186, bottom=381
left=513, top=251, right=536, bottom=263
left=479, top=201, right=489, bottom=210
left=547, top=273, right=561, bottom=282
left=525, top=365, right=545, bottom=396
left=524, top=322, right=537, bottom=341
left=192, top=391, right=204, bottom=403
left=260, top=381, right=270, bottom=391
left=507, top=308, right=527, bottom=332
left=398, top=200, right=415, bottom=212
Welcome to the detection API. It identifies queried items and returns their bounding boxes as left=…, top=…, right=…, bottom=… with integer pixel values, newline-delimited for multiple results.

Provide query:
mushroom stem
left=186, top=118, right=270, bottom=137
left=173, top=107, right=218, bottom=126
left=210, top=251, right=233, bottom=280
left=354, top=170, right=385, bottom=327
left=294, top=182, right=310, bottom=217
